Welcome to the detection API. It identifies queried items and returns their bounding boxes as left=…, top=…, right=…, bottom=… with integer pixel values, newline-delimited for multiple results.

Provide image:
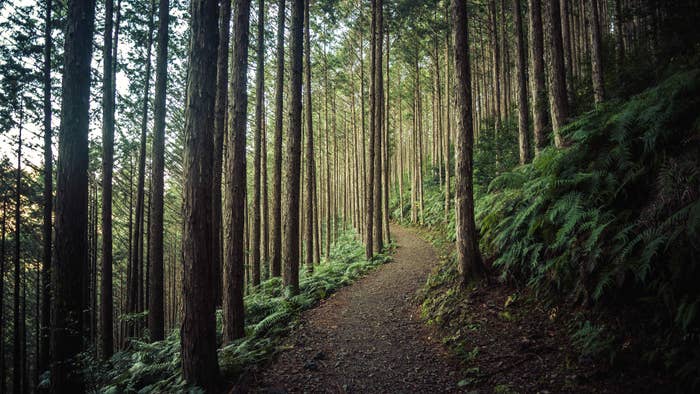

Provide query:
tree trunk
left=212, top=0, right=232, bottom=308
left=223, top=0, right=251, bottom=343
left=304, top=0, right=314, bottom=274
left=372, top=0, right=384, bottom=254
left=489, top=0, right=502, bottom=127
left=1, top=197, right=7, bottom=394
left=52, top=1, right=96, bottom=390
left=252, top=0, right=265, bottom=287
left=40, top=0, right=53, bottom=370
left=546, top=0, right=569, bottom=147
left=128, top=0, right=155, bottom=336
left=271, top=0, right=285, bottom=278
left=589, top=0, right=605, bottom=104
left=451, top=0, right=484, bottom=285
left=513, top=0, right=531, bottom=164
left=13, top=109, right=23, bottom=394
left=283, top=0, right=303, bottom=295
left=181, top=0, right=221, bottom=389
left=148, top=0, right=169, bottom=342
left=528, top=0, right=548, bottom=154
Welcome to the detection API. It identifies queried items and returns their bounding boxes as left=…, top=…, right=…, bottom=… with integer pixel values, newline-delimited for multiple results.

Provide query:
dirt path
left=248, top=225, right=463, bottom=393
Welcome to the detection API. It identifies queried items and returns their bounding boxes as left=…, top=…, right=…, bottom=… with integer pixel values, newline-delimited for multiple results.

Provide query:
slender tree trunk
left=546, top=0, right=569, bottom=147
left=1, top=197, right=7, bottom=394
left=40, top=0, right=53, bottom=371
left=52, top=1, right=96, bottom=390
left=101, top=0, right=115, bottom=358
left=283, top=0, right=304, bottom=295
left=181, top=0, right=221, bottom=389
left=589, top=0, right=605, bottom=103
left=213, top=0, right=232, bottom=308
left=148, top=0, right=169, bottom=342
left=223, top=0, right=250, bottom=343
left=513, top=0, right=531, bottom=164
left=528, top=0, right=548, bottom=154
left=270, top=0, right=285, bottom=278
left=303, top=0, right=314, bottom=273
left=560, top=0, right=574, bottom=102
left=262, top=107, right=269, bottom=277
left=489, top=0, right=502, bottom=127
left=372, top=0, right=384, bottom=254
left=128, top=1, right=155, bottom=336
left=252, top=0, right=265, bottom=287
left=451, top=0, right=484, bottom=286
left=13, top=109, right=23, bottom=394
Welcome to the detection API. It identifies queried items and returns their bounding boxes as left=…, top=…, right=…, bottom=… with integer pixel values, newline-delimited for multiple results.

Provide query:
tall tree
left=451, top=0, right=484, bottom=285
left=589, top=0, right=605, bottom=103
left=0, top=196, right=6, bottom=394
left=100, top=0, right=116, bottom=358
left=148, top=0, right=169, bottom=342
left=128, top=0, right=155, bottom=335
left=40, top=0, right=53, bottom=371
left=223, top=0, right=251, bottom=342
left=270, top=0, right=285, bottom=278
left=13, top=107, right=23, bottom=394
left=282, top=0, right=303, bottom=295
left=181, top=0, right=221, bottom=389
left=52, top=0, right=96, bottom=391
left=528, top=0, right=548, bottom=154
left=546, top=0, right=569, bottom=147
left=513, top=0, right=530, bottom=164
left=213, top=0, right=232, bottom=307
left=252, top=0, right=265, bottom=287
left=303, top=0, right=314, bottom=273
left=371, top=0, right=384, bottom=254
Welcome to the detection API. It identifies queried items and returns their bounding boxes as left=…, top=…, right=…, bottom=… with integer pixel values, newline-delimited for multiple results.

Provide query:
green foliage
left=571, top=321, right=617, bottom=364
left=88, top=231, right=391, bottom=393
left=476, top=69, right=700, bottom=386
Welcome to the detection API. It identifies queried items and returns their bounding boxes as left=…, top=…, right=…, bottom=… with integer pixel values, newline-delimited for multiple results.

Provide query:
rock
left=303, top=360, right=319, bottom=371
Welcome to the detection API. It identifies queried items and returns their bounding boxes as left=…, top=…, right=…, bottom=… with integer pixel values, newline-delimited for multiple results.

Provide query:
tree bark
left=40, top=0, right=53, bottom=370
left=589, top=0, right=605, bottom=104
left=251, top=0, right=265, bottom=287
left=546, top=0, right=569, bottom=147
left=101, top=0, right=115, bottom=358
left=148, top=0, right=169, bottom=342
left=223, top=0, right=251, bottom=343
left=283, top=0, right=303, bottom=295
left=212, top=0, right=232, bottom=308
left=451, top=0, right=484, bottom=286
left=13, top=108, right=23, bottom=394
left=52, top=1, right=96, bottom=391
left=271, top=0, right=286, bottom=278
left=513, top=0, right=531, bottom=164
left=128, top=0, right=155, bottom=336
left=181, top=0, right=221, bottom=389
left=528, top=0, right=548, bottom=154
left=303, top=0, right=314, bottom=273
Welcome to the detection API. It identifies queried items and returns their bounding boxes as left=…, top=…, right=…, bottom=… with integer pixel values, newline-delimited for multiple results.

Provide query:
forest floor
left=238, top=225, right=669, bottom=393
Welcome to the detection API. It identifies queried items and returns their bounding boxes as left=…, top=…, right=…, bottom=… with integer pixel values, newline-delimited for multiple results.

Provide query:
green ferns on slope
left=84, top=231, right=391, bottom=393
left=476, top=69, right=700, bottom=385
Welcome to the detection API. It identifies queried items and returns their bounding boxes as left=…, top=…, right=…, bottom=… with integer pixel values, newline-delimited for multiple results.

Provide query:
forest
left=0, top=0, right=698, bottom=392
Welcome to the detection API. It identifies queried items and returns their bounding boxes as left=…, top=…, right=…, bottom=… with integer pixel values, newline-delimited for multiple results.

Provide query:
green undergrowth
left=395, top=69, right=700, bottom=389
left=85, top=231, right=392, bottom=393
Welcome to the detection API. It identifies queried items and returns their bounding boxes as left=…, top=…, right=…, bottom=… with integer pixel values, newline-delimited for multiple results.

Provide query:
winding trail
left=250, top=225, right=462, bottom=393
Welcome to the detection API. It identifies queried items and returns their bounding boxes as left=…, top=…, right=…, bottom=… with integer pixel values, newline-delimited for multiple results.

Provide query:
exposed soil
left=243, top=225, right=464, bottom=393
left=239, top=225, right=672, bottom=393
